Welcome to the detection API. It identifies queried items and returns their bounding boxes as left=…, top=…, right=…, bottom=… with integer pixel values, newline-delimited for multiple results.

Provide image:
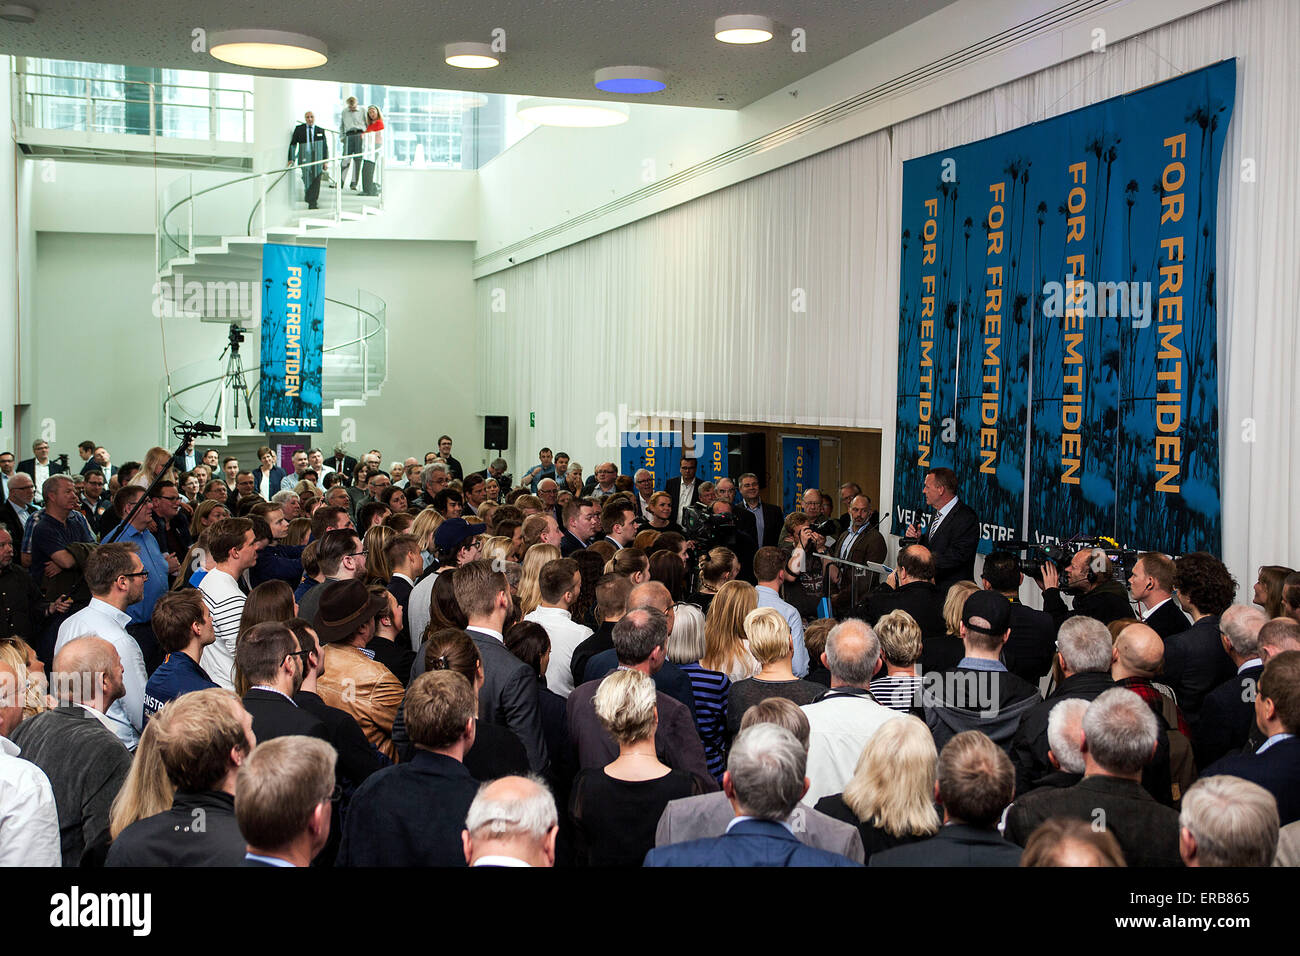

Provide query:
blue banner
left=619, top=431, right=682, bottom=493
left=260, top=242, right=325, bottom=433
left=894, top=61, right=1234, bottom=556
left=690, top=433, right=732, bottom=485
left=781, top=437, right=820, bottom=514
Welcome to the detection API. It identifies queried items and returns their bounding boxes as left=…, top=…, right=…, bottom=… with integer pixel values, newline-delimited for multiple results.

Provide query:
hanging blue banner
left=619, top=431, right=682, bottom=493
left=260, top=242, right=325, bottom=433
left=781, top=437, right=820, bottom=514
left=894, top=61, right=1234, bottom=556
left=688, top=433, right=732, bottom=485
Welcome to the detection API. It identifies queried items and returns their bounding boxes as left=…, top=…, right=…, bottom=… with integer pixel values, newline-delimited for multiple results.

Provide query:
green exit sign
left=529, top=412, right=535, bottom=428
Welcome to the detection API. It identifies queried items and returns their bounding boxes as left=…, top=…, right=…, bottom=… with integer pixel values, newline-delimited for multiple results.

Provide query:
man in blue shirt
left=26, top=476, right=95, bottom=584
left=144, top=590, right=218, bottom=718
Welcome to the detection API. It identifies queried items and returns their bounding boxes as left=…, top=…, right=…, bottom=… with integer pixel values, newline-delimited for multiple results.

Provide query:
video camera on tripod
left=681, top=506, right=737, bottom=549
left=1011, top=536, right=1140, bottom=586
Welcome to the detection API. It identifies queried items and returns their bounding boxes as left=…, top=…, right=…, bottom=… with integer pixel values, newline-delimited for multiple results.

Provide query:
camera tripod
left=218, top=323, right=256, bottom=430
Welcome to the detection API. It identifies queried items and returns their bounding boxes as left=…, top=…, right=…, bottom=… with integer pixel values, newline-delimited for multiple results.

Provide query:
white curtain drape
left=478, top=0, right=1299, bottom=593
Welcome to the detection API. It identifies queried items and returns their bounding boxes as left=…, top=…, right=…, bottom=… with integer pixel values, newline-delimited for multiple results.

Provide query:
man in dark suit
left=872, top=730, right=1022, bottom=866
left=1201, top=650, right=1300, bottom=825
left=665, top=457, right=699, bottom=527
left=1163, top=552, right=1239, bottom=725
left=287, top=110, right=329, bottom=209
left=857, top=545, right=951, bottom=673
left=980, top=550, right=1057, bottom=685
left=558, top=498, right=597, bottom=557
left=829, top=494, right=887, bottom=613
left=17, top=438, right=69, bottom=485
left=645, top=723, right=860, bottom=866
left=1127, top=551, right=1189, bottom=639
left=1005, top=688, right=1183, bottom=866
left=901, top=466, right=978, bottom=597
left=567, top=607, right=716, bottom=790
left=235, top=736, right=336, bottom=868
left=337, top=671, right=480, bottom=866
left=736, top=472, right=783, bottom=548
left=329, top=447, right=358, bottom=482
left=435, top=435, right=464, bottom=482
left=456, top=560, right=549, bottom=773
left=236, top=622, right=329, bottom=744
left=1195, top=604, right=1267, bottom=769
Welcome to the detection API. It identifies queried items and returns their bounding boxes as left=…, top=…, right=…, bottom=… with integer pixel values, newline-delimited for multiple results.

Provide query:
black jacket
left=242, top=688, right=329, bottom=744
left=106, top=790, right=246, bottom=867
left=1010, top=671, right=1115, bottom=794
left=1041, top=578, right=1134, bottom=628
left=870, top=823, right=1021, bottom=867
left=859, top=580, right=951, bottom=673
left=468, top=628, right=549, bottom=773
left=907, top=501, right=980, bottom=595
left=337, top=751, right=478, bottom=866
left=295, top=689, right=386, bottom=789
left=735, top=501, right=784, bottom=548
left=1194, top=664, right=1264, bottom=770
left=1142, top=599, right=1191, bottom=640
left=1001, top=599, right=1057, bottom=685
left=569, top=621, right=615, bottom=688
left=1005, top=775, right=1182, bottom=866
left=1162, top=615, right=1235, bottom=724
left=287, top=122, right=329, bottom=164
left=1202, top=736, right=1300, bottom=826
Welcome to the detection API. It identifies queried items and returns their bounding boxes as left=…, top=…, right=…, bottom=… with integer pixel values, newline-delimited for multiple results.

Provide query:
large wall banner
left=619, top=431, right=683, bottom=492
left=894, top=61, right=1235, bottom=556
left=781, top=436, right=821, bottom=515
left=690, top=433, right=732, bottom=485
left=260, top=242, right=325, bottom=433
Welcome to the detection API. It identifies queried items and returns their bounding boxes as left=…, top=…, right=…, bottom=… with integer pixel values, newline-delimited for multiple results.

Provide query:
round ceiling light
left=208, top=30, right=328, bottom=69
left=0, top=5, right=37, bottom=23
left=445, top=42, right=499, bottom=69
left=714, top=14, right=774, bottom=44
left=516, top=98, right=630, bottom=128
left=594, top=66, right=667, bottom=94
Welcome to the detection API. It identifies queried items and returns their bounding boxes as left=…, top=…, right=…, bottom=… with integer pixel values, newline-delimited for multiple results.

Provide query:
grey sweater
left=10, top=706, right=132, bottom=866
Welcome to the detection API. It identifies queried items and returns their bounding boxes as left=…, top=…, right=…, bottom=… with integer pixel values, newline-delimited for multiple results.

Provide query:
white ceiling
left=0, top=0, right=957, bottom=108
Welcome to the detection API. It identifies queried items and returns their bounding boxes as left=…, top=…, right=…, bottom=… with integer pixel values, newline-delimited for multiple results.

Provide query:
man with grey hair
left=566, top=607, right=715, bottom=788
left=1196, top=604, right=1268, bottom=768
left=633, top=468, right=656, bottom=518
left=801, top=619, right=901, bottom=804
left=9, top=636, right=132, bottom=866
left=1006, top=688, right=1181, bottom=866
left=412, top=462, right=450, bottom=510
left=645, top=724, right=860, bottom=866
left=655, top=698, right=865, bottom=861
left=1178, top=775, right=1279, bottom=867
left=1011, top=614, right=1117, bottom=794
left=462, top=775, right=558, bottom=867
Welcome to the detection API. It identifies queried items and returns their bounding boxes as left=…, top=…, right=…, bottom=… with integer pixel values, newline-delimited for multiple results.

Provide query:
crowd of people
left=0, top=437, right=1297, bottom=868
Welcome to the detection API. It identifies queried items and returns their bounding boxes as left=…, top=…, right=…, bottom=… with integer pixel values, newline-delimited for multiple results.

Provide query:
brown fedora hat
left=313, top=579, right=389, bottom=644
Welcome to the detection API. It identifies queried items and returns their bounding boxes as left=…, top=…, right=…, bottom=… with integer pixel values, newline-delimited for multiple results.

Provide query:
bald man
left=0, top=659, right=61, bottom=865
left=1111, top=623, right=1194, bottom=802
left=1196, top=605, right=1269, bottom=768
left=462, top=775, right=559, bottom=867
left=582, top=580, right=696, bottom=719
left=10, top=637, right=132, bottom=865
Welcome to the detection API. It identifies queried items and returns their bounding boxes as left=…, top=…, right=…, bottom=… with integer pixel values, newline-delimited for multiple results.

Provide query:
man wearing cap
left=921, top=590, right=1041, bottom=754
left=315, top=579, right=404, bottom=762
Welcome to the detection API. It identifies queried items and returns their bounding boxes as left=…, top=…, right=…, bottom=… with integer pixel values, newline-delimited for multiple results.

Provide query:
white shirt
left=1140, top=595, right=1173, bottom=619
left=801, top=689, right=903, bottom=805
left=56, top=598, right=147, bottom=749
left=523, top=606, right=592, bottom=697
left=198, top=568, right=246, bottom=690
left=471, top=855, right=531, bottom=867
left=675, top=479, right=696, bottom=524
left=0, top=736, right=61, bottom=866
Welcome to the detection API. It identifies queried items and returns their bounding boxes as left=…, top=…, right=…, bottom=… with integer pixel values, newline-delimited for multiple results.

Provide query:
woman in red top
left=362, top=106, right=384, bottom=196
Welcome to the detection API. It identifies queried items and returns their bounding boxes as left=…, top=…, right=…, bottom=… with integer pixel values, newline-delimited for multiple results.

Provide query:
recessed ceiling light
left=0, top=5, right=36, bottom=23
left=445, top=42, right=499, bottom=69
left=209, top=30, right=328, bottom=69
left=594, top=66, right=667, bottom=94
left=516, top=98, right=629, bottom=128
left=715, top=14, right=774, bottom=44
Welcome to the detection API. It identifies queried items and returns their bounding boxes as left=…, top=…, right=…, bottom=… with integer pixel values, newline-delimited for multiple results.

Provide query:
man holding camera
left=1035, top=547, right=1134, bottom=629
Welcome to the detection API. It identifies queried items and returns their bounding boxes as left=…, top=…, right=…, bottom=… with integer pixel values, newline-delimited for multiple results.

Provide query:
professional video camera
left=1014, top=537, right=1140, bottom=587
left=681, top=506, right=737, bottom=549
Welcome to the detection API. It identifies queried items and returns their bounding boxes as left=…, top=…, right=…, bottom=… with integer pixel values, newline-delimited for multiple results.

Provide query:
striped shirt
left=679, top=663, right=730, bottom=783
left=869, top=674, right=924, bottom=712
left=198, top=568, right=245, bottom=691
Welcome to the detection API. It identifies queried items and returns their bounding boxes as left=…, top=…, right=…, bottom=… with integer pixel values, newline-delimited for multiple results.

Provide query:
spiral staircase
left=155, top=136, right=389, bottom=446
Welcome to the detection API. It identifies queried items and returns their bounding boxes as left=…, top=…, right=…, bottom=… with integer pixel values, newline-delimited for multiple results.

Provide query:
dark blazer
left=569, top=621, right=614, bottom=688
left=387, top=575, right=414, bottom=623
left=566, top=678, right=717, bottom=790
left=467, top=627, right=549, bottom=773
left=1004, top=775, right=1182, bottom=866
left=242, top=688, right=330, bottom=744
left=830, top=524, right=888, bottom=611
left=368, top=634, right=415, bottom=686
left=1142, top=599, right=1191, bottom=640
left=870, top=823, right=1022, bottom=867
left=1000, top=599, right=1058, bottom=685
left=665, top=477, right=698, bottom=520
left=295, top=689, right=386, bottom=789
left=1162, top=615, right=1235, bottom=724
left=330, top=455, right=358, bottom=479
left=441, top=455, right=464, bottom=481
left=907, top=500, right=979, bottom=594
left=1202, top=736, right=1300, bottom=825
left=859, top=580, right=951, bottom=673
left=287, top=122, right=329, bottom=164
left=735, top=501, right=784, bottom=548
left=337, top=751, right=477, bottom=866
left=0, top=500, right=26, bottom=547
left=644, top=818, right=860, bottom=867
left=17, top=458, right=69, bottom=482
left=1010, top=671, right=1116, bottom=794
left=558, top=529, right=588, bottom=557
left=584, top=653, right=698, bottom=721
left=254, top=466, right=288, bottom=498
left=1195, top=664, right=1264, bottom=770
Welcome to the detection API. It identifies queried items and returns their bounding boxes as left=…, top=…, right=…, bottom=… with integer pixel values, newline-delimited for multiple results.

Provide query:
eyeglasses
left=120, top=570, right=150, bottom=580
left=348, top=550, right=368, bottom=558
left=156, top=495, right=181, bottom=502
left=285, top=650, right=313, bottom=666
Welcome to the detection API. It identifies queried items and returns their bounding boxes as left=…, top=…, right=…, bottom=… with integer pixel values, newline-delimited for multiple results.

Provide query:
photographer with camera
left=778, top=512, right=833, bottom=621
left=1036, top=547, right=1134, bottom=629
